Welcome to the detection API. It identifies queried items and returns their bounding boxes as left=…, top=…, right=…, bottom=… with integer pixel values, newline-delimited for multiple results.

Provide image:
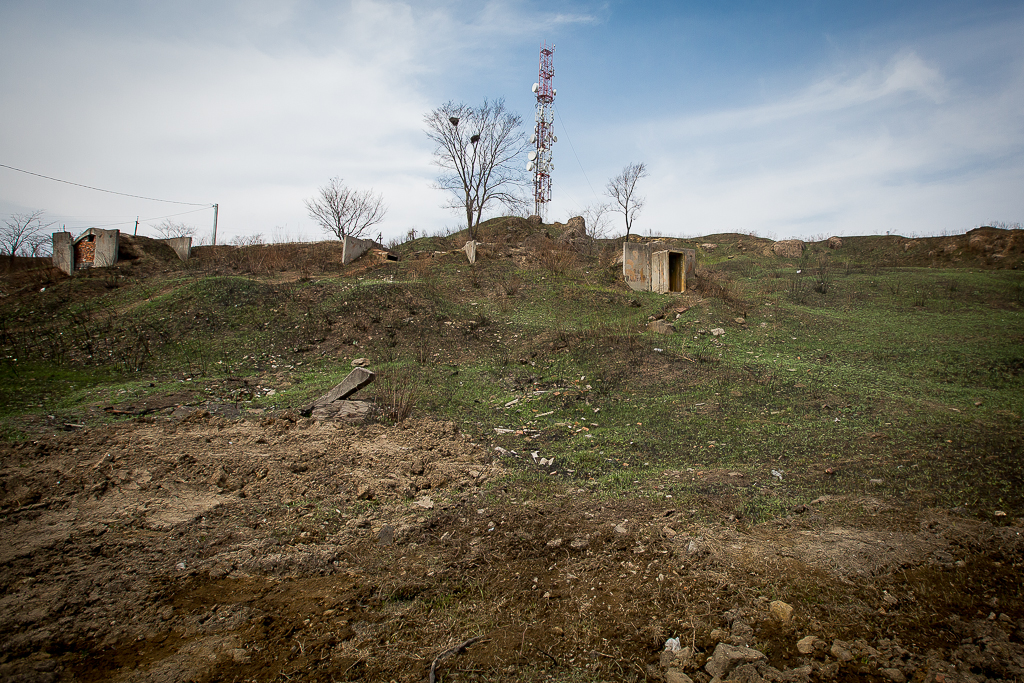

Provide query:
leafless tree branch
left=151, top=219, right=196, bottom=239
left=2, top=210, right=54, bottom=264
left=305, top=177, right=387, bottom=242
left=605, top=162, right=648, bottom=238
left=425, top=99, right=529, bottom=240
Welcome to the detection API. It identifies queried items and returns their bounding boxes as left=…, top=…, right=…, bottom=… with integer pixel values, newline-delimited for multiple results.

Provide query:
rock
left=705, top=643, right=767, bottom=679
left=560, top=216, right=587, bottom=242
left=729, top=663, right=766, bottom=683
left=377, top=524, right=394, bottom=546
left=665, top=670, right=694, bottom=683
left=711, top=328, right=725, bottom=336
left=649, top=319, right=675, bottom=334
left=311, top=400, right=377, bottom=423
left=613, top=524, right=628, bottom=534
left=830, top=640, right=854, bottom=662
left=880, top=668, right=906, bottom=683
left=732, top=620, right=754, bottom=640
left=414, top=496, right=434, bottom=509
left=351, top=357, right=370, bottom=367
left=355, top=483, right=375, bottom=500
left=771, top=240, right=805, bottom=258
left=734, top=317, right=746, bottom=324
left=828, top=236, right=843, bottom=249
left=775, top=664, right=813, bottom=682
left=701, top=243, right=717, bottom=251
left=770, top=600, right=794, bottom=623
left=796, top=635, right=819, bottom=654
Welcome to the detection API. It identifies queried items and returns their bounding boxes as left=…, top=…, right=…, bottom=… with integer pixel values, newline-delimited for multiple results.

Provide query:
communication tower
left=529, top=44, right=556, bottom=221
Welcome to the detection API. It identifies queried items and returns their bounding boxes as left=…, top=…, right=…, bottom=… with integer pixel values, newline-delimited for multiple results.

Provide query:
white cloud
left=628, top=51, right=1024, bottom=239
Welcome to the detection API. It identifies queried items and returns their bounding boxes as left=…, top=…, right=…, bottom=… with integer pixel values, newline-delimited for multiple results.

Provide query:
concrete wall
left=626, top=243, right=696, bottom=294
left=52, top=232, right=74, bottom=275
left=342, top=235, right=375, bottom=265
left=623, top=242, right=652, bottom=291
left=463, top=240, right=478, bottom=264
left=161, top=236, right=192, bottom=261
left=92, top=229, right=119, bottom=268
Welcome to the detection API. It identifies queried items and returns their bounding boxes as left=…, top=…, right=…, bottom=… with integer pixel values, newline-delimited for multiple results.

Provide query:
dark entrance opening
left=668, top=252, right=683, bottom=292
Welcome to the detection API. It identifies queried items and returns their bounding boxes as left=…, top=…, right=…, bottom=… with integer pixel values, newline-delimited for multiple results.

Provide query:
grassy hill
left=0, top=221, right=1022, bottom=681
left=3, top=222, right=1022, bottom=517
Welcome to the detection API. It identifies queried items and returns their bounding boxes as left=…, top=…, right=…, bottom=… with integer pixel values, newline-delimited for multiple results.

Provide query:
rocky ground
left=1, top=411, right=1022, bottom=682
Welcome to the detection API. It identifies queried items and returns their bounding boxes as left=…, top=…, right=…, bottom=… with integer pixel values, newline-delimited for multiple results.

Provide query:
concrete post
left=52, top=232, right=74, bottom=275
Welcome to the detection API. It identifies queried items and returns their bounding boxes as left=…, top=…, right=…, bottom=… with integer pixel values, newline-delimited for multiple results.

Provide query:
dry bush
left=375, top=368, right=418, bottom=422
left=535, top=239, right=579, bottom=275
left=494, top=271, right=523, bottom=296
left=694, top=266, right=742, bottom=304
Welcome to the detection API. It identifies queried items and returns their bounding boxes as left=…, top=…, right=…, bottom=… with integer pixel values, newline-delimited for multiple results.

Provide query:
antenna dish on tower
left=532, top=83, right=539, bottom=93
left=528, top=151, right=538, bottom=161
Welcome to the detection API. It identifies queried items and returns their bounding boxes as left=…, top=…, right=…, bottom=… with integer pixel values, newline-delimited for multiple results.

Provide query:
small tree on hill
left=2, top=210, right=54, bottom=265
left=424, top=98, right=529, bottom=241
left=605, top=162, right=648, bottom=239
left=305, top=177, right=387, bottom=242
left=152, top=219, right=196, bottom=239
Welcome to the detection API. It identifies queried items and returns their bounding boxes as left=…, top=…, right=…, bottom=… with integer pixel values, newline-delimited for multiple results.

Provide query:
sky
left=1, top=0, right=1022, bottom=245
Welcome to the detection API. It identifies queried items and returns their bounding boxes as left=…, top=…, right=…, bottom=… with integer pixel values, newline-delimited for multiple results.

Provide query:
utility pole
left=134, top=216, right=139, bottom=235
left=211, top=204, right=219, bottom=245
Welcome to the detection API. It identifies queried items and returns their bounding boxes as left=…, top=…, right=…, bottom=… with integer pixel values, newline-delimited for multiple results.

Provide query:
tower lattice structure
left=531, top=44, right=555, bottom=221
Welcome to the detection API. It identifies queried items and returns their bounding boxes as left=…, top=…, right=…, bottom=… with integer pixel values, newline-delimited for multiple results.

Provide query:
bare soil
left=2, top=412, right=1022, bottom=682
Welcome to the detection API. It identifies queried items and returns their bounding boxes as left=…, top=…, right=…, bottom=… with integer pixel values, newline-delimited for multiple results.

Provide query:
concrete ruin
left=301, top=367, right=377, bottom=422
left=342, top=235, right=399, bottom=266
left=623, top=242, right=695, bottom=293
left=51, top=229, right=193, bottom=275
left=162, top=236, right=193, bottom=262
left=50, top=228, right=121, bottom=275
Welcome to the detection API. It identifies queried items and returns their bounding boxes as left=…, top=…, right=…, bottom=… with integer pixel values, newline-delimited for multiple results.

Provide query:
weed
left=376, top=367, right=418, bottom=423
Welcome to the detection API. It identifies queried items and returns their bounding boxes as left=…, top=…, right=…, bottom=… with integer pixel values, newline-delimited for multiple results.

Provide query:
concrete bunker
left=51, top=230, right=194, bottom=275
left=623, top=242, right=695, bottom=293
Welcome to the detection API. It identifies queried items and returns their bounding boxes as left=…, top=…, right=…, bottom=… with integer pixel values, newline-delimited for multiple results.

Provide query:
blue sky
left=1, top=0, right=1021, bottom=244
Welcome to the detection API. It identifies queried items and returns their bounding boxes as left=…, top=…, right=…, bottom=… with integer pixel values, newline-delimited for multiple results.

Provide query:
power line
left=0, top=163, right=212, bottom=207
left=76, top=206, right=213, bottom=230
left=553, top=105, right=601, bottom=202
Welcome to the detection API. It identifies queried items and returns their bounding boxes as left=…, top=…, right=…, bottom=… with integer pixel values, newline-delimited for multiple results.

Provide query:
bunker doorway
left=668, top=252, right=683, bottom=292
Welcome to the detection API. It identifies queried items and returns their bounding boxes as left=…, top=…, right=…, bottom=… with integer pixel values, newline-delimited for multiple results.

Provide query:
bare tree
left=576, top=202, right=614, bottom=239
left=305, top=177, right=387, bottom=242
left=605, top=162, right=649, bottom=238
left=2, top=210, right=54, bottom=265
left=152, top=219, right=196, bottom=239
left=425, top=98, right=529, bottom=240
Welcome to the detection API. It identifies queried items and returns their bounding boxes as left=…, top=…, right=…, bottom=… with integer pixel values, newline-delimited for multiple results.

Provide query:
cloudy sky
left=1, top=0, right=1022, bottom=244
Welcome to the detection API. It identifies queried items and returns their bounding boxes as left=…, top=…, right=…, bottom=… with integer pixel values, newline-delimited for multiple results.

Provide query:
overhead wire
left=0, top=163, right=213, bottom=206
left=553, top=104, right=601, bottom=203
left=69, top=206, right=213, bottom=230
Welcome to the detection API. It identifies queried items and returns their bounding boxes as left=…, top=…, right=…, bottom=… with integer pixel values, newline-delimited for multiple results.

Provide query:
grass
left=2, top=228, right=1022, bottom=522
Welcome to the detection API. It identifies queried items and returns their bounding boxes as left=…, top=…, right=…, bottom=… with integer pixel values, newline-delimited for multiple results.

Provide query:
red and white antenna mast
left=530, top=44, right=556, bottom=221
